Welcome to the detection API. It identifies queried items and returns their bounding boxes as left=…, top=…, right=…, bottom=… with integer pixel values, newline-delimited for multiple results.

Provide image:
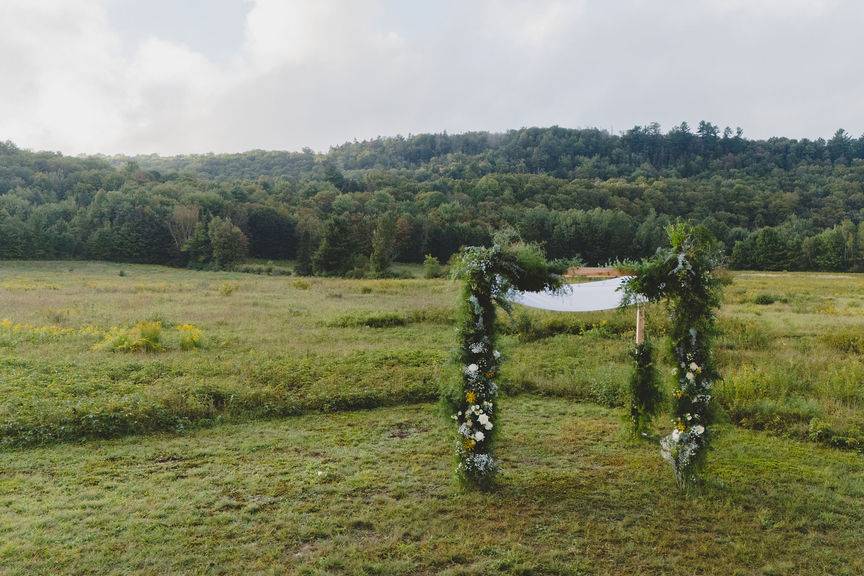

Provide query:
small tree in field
left=208, top=216, right=248, bottom=269
left=423, top=254, right=443, bottom=278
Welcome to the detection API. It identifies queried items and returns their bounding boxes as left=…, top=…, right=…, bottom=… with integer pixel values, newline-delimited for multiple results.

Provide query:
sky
left=1, top=0, right=863, bottom=155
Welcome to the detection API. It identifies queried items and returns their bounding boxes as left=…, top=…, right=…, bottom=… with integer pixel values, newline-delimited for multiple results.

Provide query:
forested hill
left=3, top=123, right=864, bottom=274
left=121, top=124, right=864, bottom=180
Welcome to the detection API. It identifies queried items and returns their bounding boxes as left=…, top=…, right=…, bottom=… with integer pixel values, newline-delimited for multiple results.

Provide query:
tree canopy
left=3, top=123, right=864, bottom=272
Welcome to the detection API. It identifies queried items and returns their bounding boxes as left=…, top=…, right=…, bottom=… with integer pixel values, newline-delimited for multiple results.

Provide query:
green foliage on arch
left=443, top=239, right=561, bottom=489
left=628, top=340, right=664, bottom=437
left=624, top=222, right=725, bottom=487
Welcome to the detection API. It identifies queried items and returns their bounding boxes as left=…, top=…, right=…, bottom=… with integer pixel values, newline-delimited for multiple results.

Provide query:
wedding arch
left=445, top=223, right=723, bottom=490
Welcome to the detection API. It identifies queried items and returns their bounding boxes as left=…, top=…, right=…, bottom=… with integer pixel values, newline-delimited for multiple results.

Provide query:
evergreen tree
left=294, top=228, right=315, bottom=276
left=208, top=216, right=248, bottom=269
left=312, top=215, right=355, bottom=276
left=369, top=212, right=397, bottom=278
left=183, top=222, right=212, bottom=267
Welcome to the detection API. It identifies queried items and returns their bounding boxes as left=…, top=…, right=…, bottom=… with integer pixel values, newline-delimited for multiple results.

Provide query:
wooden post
left=635, top=305, right=645, bottom=345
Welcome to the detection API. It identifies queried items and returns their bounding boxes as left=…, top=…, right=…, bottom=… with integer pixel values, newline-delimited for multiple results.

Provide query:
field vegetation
left=1, top=262, right=863, bottom=451
left=2, top=262, right=864, bottom=573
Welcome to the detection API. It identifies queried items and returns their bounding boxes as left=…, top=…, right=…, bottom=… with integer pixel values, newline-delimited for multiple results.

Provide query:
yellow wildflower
left=465, top=391, right=476, bottom=404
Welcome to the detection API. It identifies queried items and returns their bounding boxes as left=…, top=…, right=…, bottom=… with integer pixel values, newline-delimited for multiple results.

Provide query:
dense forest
left=3, top=122, right=864, bottom=275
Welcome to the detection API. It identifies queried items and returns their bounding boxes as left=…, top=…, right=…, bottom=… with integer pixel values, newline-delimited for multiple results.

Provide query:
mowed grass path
left=2, top=398, right=862, bottom=575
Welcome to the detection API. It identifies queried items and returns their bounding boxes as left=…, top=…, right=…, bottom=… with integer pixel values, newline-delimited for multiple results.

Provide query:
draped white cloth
left=511, top=276, right=632, bottom=312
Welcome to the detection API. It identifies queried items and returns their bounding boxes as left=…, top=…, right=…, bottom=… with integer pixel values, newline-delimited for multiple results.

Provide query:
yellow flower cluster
left=465, top=391, right=476, bottom=404
left=177, top=324, right=203, bottom=350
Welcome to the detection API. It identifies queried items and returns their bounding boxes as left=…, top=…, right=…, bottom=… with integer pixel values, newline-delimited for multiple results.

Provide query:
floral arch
left=445, top=223, right=723, bottom=490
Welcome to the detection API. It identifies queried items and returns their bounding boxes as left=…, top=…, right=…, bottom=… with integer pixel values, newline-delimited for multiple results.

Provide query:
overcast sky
left=2, top=0, right=863, bottom=155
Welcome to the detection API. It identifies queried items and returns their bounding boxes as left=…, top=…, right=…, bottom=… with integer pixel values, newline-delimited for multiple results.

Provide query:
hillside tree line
left=2, top=122, right=864, bottom=274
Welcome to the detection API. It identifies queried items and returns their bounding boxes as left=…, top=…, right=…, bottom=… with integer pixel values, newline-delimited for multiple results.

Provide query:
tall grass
left=3, top=262, right=864, bottom=452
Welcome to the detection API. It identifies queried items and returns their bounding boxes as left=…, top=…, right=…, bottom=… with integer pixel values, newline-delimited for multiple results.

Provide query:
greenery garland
left=445, top=238, right=560, bottom=489
left=624, top=223, right=724, bottom=487
left=628, top=340, right=663, bottom=437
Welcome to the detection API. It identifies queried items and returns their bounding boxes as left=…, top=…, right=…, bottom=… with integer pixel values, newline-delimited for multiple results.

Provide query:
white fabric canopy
left=511, top=276, right=632, bottom=312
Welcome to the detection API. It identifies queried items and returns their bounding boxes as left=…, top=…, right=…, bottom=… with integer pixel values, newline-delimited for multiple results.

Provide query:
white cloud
left=1, top=0, right=863, bottom=155
left=0, top=1, right=128, bottom=152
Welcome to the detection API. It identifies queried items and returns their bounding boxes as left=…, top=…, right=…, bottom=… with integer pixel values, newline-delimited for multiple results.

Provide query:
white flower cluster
left=662, top=413, right=707, bottom=485
left=673, top=251, right=693, bottom=275
left=678, top=360, right=703, bottom=384
left=468, top=294, right=481, bottom=311
left=661, top=424, right=705, bottom=484
left=454, top=402, right=495, bottom=443
left=461, top=452, right=497, bottom=475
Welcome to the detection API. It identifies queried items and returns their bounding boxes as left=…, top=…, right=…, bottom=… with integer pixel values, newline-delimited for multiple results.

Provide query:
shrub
left=327, top=312, right=407, bottom=328
left=407, top=307, right=454, bottom=324
left=177, top=324, right=203, bottom=350
left=423, top=255, right=443, bottom=279
left=95, top=321, right=165, bottom=353
left=292, top=279, right=311, bottom=290
left=217, top=282, right=238, bottom=296
left=752, top=293, right=786, bottom=305
left=235, top=264, right=292, bottom=276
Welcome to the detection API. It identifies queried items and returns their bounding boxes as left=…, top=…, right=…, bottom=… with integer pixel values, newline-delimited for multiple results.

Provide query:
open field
left=2, top=399, right=863, bottom=575
left=2, top=262, right=864, bottom=574
left=1, top=262, right=863, bottom=450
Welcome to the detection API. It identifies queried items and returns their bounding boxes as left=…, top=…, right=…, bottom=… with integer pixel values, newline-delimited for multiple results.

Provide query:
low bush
left=217, top=282, right=238, bottom=296
left=422, top=255, right=444, bottom=279
left=752, top=293, right=785, bottom=305
left=327, top=308, right=454, bottom=329
left=235, top=264, right=292, bottom=276
left=177, top=324, right=204, bottom=350
left=95, top=321, right=166, bottom=353
left=407, top=307, right=454, bottom=325
left=327, top=312, right=407, bottom=328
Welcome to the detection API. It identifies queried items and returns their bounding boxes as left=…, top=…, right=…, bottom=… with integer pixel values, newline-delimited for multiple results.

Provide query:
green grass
left=1, top=397, right=862, bottom=575
left=2, top=262, right=864, bottom=450
left=0, top=262, right=454, bottom=447
left=3, top=262, right=864, bottom=574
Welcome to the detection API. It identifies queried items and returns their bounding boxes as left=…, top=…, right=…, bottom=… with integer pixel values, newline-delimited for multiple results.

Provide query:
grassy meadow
left=2, top=261, right=864, bottom=574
